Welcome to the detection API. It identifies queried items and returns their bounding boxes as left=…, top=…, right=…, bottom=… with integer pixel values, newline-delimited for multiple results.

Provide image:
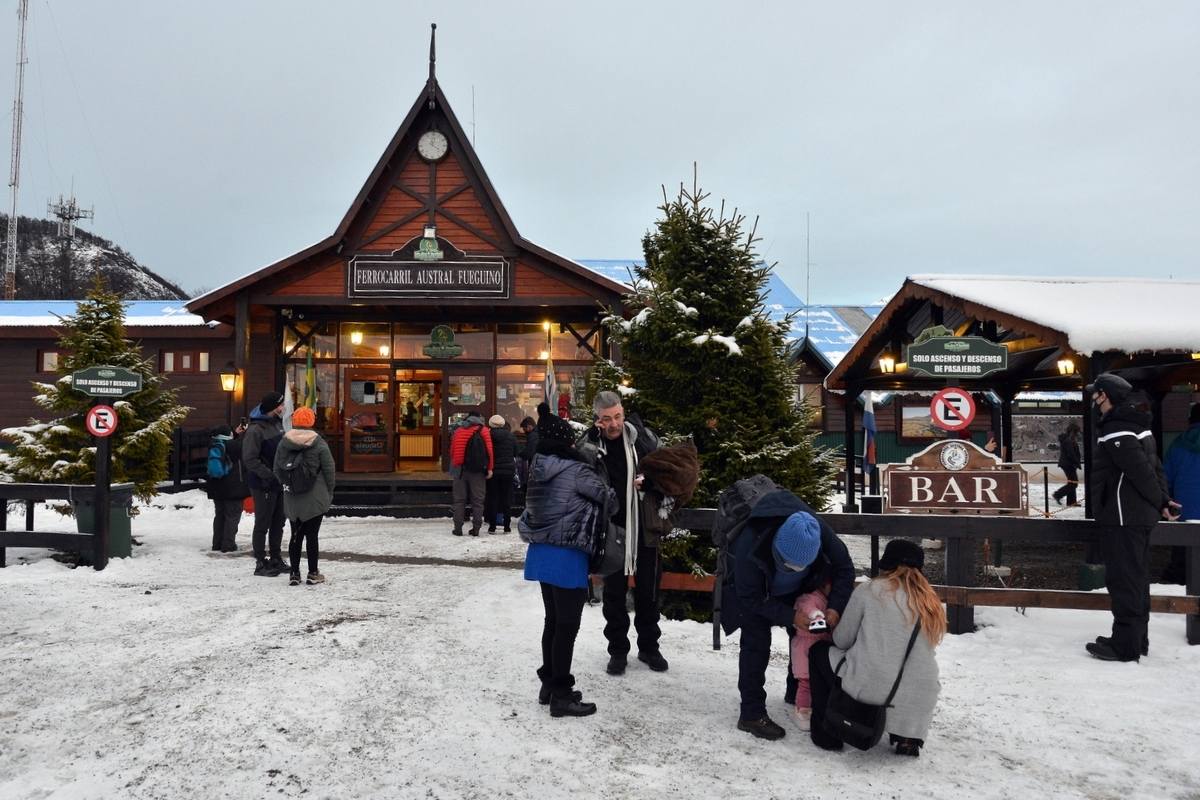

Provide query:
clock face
left=418, top=130, right=449, bottom=162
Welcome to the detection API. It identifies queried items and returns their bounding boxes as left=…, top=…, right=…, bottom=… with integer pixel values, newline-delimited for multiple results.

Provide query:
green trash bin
left=72, top=496, right=133, bottom=559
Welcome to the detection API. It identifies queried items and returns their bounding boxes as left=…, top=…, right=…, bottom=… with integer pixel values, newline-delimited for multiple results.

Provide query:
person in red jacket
left=449, top=409, right=494, bottom=537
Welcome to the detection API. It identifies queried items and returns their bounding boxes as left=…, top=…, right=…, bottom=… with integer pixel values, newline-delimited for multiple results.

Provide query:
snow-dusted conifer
left=1, top=279, right=191, bottom=501
left=597, top=171, right=835, bottom=508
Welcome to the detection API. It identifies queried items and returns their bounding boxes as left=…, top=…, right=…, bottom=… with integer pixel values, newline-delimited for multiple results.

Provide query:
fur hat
left=259, top=391, right=284, bottom=413
left=773, top=511, right=821, bottom=570
left=639, top=443, right=700, bottom=508
left=488, top=414, right=506, bottom=428
left=1085, top=373, right=1132, bottom=404
left=879, top=539, right=925, bottom=572
left=537, top=412, right=575, bottom=445
left=292, top=406, right=316, bottom=428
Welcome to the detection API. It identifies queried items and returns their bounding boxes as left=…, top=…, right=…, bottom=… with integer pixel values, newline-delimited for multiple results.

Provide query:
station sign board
left=348, top=235, right=509, bottom=300
left=884, top=440, right=1028, bottom=515
left=71, top=366, right=143, bottom=399
left=906, top=336, right=1008, bottom=379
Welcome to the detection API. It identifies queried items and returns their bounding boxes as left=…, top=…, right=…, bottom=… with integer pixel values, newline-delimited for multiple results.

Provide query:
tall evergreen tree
left=1, top=279, right=191, bottom=501
left=597, top=174, right=835, bottom=509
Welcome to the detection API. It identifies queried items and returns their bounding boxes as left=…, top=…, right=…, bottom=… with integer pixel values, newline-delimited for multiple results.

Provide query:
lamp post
left=220, top=363, right=238, bottom=424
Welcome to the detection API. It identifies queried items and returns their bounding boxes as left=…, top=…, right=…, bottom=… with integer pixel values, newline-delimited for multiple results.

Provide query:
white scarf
left=599, top=421, right=640, bottom=576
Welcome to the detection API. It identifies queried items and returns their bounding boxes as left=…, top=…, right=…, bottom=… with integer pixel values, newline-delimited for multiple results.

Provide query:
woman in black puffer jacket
left=519, top=412, right=614, bottom=718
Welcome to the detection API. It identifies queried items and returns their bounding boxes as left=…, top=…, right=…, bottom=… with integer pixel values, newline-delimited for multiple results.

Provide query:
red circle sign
left=86, top=405, right=119, bottom=438
left=930, top=388, right=976, bottom=432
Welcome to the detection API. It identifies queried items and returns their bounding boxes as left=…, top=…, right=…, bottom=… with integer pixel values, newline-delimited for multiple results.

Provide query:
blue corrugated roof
left=574, top=259, right=878, bottom=370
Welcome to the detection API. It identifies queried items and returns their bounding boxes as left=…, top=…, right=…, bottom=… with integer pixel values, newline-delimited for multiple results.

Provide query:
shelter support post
left=234, top=294, right=250, bottom=420
left=944, top=535, right=975, bottom=634
left=843, top=389, right=858, bottom=512
left=1081, top=354, right=1105, bottom=569
left=1150, top=389, right=1166, bottom=460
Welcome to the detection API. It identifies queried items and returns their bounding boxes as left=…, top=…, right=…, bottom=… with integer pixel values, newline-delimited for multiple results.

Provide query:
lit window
left=38, top=351, right=59, bottom=373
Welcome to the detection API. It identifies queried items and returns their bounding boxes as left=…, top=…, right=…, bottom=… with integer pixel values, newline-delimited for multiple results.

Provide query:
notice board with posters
left=884, top=439, right=1028, bottom=515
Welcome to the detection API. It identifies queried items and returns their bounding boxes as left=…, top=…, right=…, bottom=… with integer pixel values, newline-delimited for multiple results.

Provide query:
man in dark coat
left=1084, top=373, right=1177, bottom=662
left=724, top=488, right=856, bottom=740
left=485, top=415, right=518, bottom=533
left=204, top=423, right=250, bottom=552
left=1052, top=422, right=1082, bottom=506
left=242, top=391, right=289, bottom=577
left=581, top=391, right=665, bottom=676
left=1161, top=403, right=1200, bottom=583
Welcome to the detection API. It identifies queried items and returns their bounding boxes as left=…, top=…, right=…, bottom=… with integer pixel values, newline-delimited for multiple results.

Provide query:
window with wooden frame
left=37, top=350, right=60, bottom=373
left=160, top=350, right=210, bottom=374
left=796, top=383, right=825, bottom=429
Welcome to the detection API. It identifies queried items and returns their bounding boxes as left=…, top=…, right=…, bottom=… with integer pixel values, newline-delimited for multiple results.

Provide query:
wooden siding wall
left=514, top=262, right=588, bottom=298
left=239, top=320, right=277, bottom=421
left=0, top=336, right=235, bottom=432
left=273, top=257, right=345, bottom=297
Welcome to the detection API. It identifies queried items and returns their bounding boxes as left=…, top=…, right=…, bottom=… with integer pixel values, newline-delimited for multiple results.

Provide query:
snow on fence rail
left=671, top=508, right=1200, bottom=646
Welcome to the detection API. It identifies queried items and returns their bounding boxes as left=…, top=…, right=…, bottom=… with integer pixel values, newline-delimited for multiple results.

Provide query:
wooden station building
left=186, top=41, right=625, bottom=474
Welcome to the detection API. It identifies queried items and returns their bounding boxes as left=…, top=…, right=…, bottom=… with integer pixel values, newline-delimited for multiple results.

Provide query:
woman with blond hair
left=808, top=539, right=944, bottom=757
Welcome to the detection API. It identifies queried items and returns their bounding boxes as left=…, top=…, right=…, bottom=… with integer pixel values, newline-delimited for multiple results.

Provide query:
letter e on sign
left=86, top=405, right=119, bottom=438
left=930, top=388, right=976, bottom=432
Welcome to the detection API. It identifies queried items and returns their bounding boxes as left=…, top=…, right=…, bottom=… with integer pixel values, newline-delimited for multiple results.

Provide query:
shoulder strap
left=883, top=622, right=922, bottom=709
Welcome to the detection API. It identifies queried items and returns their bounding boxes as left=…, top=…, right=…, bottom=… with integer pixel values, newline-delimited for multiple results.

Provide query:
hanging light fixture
left=1057, top=358, right=1075, bottom=376
left=879, top=353, right=896, bottom=374
left=219, top=364, right=238, bottom=393
left=379, top=345, right=390, bottom=357
left=539, top=349, right=550, bottom=361
left=350, top=330, right=363, bottom=346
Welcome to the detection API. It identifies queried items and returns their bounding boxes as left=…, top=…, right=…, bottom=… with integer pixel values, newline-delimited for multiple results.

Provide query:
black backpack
left=280, top=451, right=320, bottom=495
left=711, top=474, right=780, bottom=650
left=463, top=426, right=488, bottom=473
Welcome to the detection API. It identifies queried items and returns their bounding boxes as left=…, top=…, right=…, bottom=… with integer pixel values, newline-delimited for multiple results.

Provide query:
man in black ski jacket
left=1084, top=373, right=1177, bottom=662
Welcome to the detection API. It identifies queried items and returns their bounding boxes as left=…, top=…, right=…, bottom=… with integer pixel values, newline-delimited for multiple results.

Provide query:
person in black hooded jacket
left=1052, top=421, right=1082, bottom=506
left=723, top=488, right=856, bottom=740
left=1084, top=373, right=1178, bottom=663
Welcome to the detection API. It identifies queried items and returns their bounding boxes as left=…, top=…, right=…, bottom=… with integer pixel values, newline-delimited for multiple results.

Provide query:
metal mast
left=5, top=0, right=30, bottom=299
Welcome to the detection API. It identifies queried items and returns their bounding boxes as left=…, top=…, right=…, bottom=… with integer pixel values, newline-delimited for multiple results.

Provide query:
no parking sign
left=930, top=388, right=976, bottom=432
left=85, top=405, right=119, bottom=438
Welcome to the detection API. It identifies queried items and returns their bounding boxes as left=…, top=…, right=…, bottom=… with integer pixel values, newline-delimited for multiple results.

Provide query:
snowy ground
left=2, top=490, right=1198, bottom=800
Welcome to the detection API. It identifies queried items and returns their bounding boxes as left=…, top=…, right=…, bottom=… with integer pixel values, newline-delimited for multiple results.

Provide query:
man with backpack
left=716, top=482, right=855, bottom=740
left=449, top=409, right=494, bottom=537
left=204, top=422, right=249, bottom=552
left=242, top=391, right=290, bottom=577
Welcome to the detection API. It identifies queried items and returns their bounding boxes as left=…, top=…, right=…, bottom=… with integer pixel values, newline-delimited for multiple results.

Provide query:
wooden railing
left=672, top=508, right=1200, bottom=645
left=0, top=482, right=136, bottom=571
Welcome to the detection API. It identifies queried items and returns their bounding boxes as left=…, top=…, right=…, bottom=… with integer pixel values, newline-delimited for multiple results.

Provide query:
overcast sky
left=1, top=1, right=1197, bottom=305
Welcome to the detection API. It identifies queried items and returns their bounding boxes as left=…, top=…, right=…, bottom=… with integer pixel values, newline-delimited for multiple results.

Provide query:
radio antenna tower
left=5, top=0, right=30, bottom=299
left=48, top=192, right=93, bottom=240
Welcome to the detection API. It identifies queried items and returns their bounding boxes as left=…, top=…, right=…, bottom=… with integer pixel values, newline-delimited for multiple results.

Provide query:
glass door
left=442, top=367, right=492, bottom=470
left=343, top=368, right=394, bottom=472
left=395, top=368, right=442, bottom=470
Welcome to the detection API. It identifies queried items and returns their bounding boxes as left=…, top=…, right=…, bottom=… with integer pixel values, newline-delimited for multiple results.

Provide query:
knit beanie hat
left=537, top=412, right=575, bottom=445
left=260, top=391, right=284, bottom=413
left=879, top=539, right=925, bottom=572
left=773, top=511, right=821, bottom=570
left=488, top=414, right=506, bottom=428
left=292, top=406, right=316, bottom=428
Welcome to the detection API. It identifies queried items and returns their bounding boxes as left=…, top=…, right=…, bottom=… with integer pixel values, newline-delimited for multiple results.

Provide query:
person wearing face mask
left=723, top=488, right=856, bottom=740
left=1084, top=373, right=1178, bottom=662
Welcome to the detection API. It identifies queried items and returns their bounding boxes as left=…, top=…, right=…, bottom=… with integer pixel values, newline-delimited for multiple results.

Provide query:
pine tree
left=0, top=279, right=191, bottom=501
left=597, top=173, right=836, bottom=509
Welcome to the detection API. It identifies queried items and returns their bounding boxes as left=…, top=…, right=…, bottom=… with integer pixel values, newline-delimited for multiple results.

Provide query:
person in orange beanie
left=272, top=405, right=336, bottom=585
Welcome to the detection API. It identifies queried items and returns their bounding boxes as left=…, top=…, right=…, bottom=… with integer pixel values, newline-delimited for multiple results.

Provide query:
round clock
left=939, top=441, right=970, bottom=471
left=417, top=130, right=449, bottom=162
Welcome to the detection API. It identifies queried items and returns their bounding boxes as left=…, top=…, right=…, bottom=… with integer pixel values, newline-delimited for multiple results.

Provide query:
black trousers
left=807, top=640, right=844, bottom=748
left=1103, top=523, right=1153, bottom=659
left=539, top=583, right=587, bottom=694
left=211, top=499, right=243, bottom=550
left=737, top=613, right=777, bottom=720
left=250, top=486, right=286, bottom=561
left=1053, top=466, right=1079, bottom=505
left=602, top=543, right=662, bottom=657
left=485, top=474, right=514, bottom=530
left=288, top=515, right=323, bottom=575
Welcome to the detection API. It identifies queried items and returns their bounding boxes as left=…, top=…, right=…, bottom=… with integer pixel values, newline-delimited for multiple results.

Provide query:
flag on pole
left=544, top=355, right=558, bottom=414
left=862, top=392, right=877, bottom=475
left=303, top=349, right=317, bottom=409
left=282, top=375, right=295, bottom=433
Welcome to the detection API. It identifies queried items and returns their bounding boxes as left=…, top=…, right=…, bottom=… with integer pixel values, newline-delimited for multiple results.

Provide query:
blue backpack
left=207, top=441, right=232, bottom=479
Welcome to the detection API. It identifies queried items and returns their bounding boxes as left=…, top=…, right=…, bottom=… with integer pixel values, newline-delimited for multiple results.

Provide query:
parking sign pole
left=92, top=398, right=111, bottom=571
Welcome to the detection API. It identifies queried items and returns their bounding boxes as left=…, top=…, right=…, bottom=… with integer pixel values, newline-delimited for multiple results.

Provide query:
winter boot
left=289, top=572, right=301, bottom=586
left=263, top=560, right=282, bottom=578
left=549, top=690, right=597, bottom=718
left=737, top=716, right=786, bottom=741
left=268, top=556, right=289, bottom=574
left=891, top=734, right=923, bottom=757
left=637, top=651, right=669, bottom=672
left=253, top=558, right=270, bottom=577
left=306, top=572, right=326, bottom=585
left=606, top=655, right=627, bottom=676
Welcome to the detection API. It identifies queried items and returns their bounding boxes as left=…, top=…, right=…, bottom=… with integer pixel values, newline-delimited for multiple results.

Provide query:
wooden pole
left=93, top=400, right=111, bottom=572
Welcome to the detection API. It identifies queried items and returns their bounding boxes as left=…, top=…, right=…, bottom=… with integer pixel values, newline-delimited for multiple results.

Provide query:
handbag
left=590, top=522, right=626, bottom=576
left=822, top=622, right=922, bottom=751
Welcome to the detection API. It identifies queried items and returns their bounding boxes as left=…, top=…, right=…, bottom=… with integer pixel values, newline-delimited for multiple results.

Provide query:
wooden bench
left=0, top=483, right=136, bottom=571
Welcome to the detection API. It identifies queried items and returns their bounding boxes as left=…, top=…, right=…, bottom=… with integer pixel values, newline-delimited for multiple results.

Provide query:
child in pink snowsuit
left=791, top=584, right=832, bottom=716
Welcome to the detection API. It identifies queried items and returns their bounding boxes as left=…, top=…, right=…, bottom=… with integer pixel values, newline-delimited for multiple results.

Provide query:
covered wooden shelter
left=824, top=275, right=1200, bottom=512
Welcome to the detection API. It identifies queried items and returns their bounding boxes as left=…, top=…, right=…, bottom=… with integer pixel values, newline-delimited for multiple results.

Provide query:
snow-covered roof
left=909, top=275, right=1200, bottom=354
left=574, top=259, right=879, bottom=369
left=0, top=300, right=217, bottom=327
